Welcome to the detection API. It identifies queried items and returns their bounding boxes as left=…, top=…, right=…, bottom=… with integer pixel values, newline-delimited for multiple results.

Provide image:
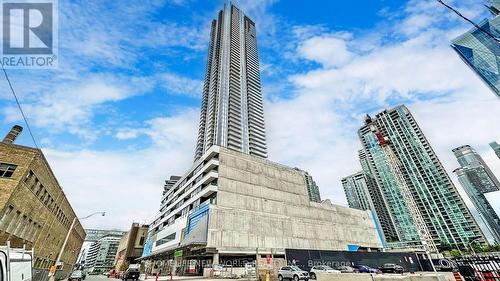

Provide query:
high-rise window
left=0, top=163, right=17, bottom=178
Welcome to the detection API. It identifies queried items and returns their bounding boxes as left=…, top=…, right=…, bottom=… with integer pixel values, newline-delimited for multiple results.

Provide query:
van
left=0, top=243, right=33, bottom=281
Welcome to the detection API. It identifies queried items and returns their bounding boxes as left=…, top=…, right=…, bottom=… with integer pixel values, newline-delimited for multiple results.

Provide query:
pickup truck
left=0, top=243, right=33, bottom=281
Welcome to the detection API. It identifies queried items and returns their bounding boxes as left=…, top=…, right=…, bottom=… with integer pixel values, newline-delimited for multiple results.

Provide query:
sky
left=1, top=0, right=499, bottom=231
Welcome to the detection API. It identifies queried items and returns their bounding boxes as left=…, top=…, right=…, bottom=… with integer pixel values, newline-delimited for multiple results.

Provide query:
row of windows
left=0, top=163, right=17, bottom=178
left=0, top=205, right=42, bottom=242
left=24, top=170, right=71, bottom=229
left=155, top=232, right=176, bottom=247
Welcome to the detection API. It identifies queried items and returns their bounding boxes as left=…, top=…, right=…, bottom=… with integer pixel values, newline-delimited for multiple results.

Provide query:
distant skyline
left=0, top=0, right=499, bottom=229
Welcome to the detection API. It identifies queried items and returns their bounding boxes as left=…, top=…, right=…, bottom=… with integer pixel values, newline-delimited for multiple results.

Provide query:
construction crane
left=370, top=125, right=438, bottom=254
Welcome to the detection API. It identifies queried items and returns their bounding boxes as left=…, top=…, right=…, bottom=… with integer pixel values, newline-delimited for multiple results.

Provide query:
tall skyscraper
left=358, top=150, right=398, bottom=243
left=451, top=6, right=500, bottom=97
left=303, top=171, right=321, bottom=202
left=490, top=141, right=500, bottom=159
left=194, top=3, right=267, bottom=161
left=452, top=145, right=500, bottom=244
left=454, top=168, right=500, bottom=244
left=358, top=105, right=484, bottom=250
left=452, top=145, right=500, bottom=193
left=342, top=171, right=375, bottom=211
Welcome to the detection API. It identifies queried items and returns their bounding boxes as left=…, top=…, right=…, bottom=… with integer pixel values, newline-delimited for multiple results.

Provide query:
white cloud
left=297, top=34, right=353, bottom=68
left=157, top=73, right=203, bottom=98
left=44, top=109, right=198, bottom=229
left=3, top=74, right=152, bottom=142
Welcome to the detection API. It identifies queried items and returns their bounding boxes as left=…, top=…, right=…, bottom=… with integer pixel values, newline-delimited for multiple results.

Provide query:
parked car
left=278, top=266, right=310, bottom=281
left=68, top=270, right=84, bottom=281
left=309, top=265, right=340, bottom=279
left=121, top=267, right=140, bottom=281
left=354, top=265, right=379, bottom=274
left=379, top=263, right=404, bottom=274
left=334, top=265, right=357, bottom=273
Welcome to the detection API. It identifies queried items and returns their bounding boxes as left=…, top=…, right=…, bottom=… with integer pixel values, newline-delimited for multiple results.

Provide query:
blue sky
left=1, top=0, right=499, bottom=231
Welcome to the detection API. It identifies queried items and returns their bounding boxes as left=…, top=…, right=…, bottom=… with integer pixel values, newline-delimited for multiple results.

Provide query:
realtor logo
left=1, top=0, right=58, bottom=68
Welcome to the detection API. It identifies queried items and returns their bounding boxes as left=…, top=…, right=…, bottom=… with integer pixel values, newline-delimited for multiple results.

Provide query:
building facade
left=358, top=150, right=398, bottom=244
left=85, top=235, right=121, bottom=273
left=490, top=141, right=500, bottom=159
left=454, top=168, right=500, bottom=245
left=194, top=3, right=267, bottom=160
left=114, top=223, right=149, bottom=272
left=78, top=229, right=126, bottom=267
left=341, top=171, right=375, bottom=211
left=142, top=146, right=382, bottom=275
left=302, top=171, right=321, bottom=203
left=451, top=10, right=500, bottom=97
left=358, top=105, right=485, bottom=250
left=452, top=145, right=500, bottom=244
left=0, top=126, right=85, bottom=278
left=452, top=145, right=499, bottom=193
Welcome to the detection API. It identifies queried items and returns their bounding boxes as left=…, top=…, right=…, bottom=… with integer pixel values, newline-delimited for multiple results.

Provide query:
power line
left=436, top=0, right=500, bottom=43
left=1, top=64, right=40, bottom=149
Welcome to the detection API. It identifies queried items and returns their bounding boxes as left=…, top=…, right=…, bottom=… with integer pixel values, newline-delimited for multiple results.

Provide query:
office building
left=452, top=145, right=500, bottom=244
left=452, top=145, right=499, bottom=193
left=194, top=3, right=267, bottom=160
left=141, top=5, right=383, bottom=275
left=114, top=223, right=149, bottom=272
left=341, top=172, right=374, bottom=211
left=0, top=126, right=86, bottom=279
left=85, top=234, right=121, bottom=273
left=358, top=105, right=485, bottom=250
left=490, top=141, right=500, bottom=159
left=451, top=8, right=500, bottom=97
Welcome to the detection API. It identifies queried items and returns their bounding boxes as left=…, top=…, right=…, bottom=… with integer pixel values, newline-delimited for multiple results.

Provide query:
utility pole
left=48, top=212, right=105, bottom=281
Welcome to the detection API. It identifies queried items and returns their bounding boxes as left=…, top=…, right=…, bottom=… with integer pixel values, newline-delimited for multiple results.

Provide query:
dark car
left=379, top=263, right=404, bottom=274
left=121, top=268, right=140, bottom=281
left=354, top=265, right=379, bottom=273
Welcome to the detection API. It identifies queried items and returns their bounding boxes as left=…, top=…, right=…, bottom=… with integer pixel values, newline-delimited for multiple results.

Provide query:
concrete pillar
left=213, top=253, right=219, bottom=265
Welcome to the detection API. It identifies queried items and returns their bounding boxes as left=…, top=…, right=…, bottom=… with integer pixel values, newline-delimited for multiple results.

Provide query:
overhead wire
left=436, top=0, right=500, bottom=43
left=1, top=64, right=40, bottom=149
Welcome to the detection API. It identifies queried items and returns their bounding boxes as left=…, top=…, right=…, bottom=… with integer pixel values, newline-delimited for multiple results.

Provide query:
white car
left=309, top=265, right=340, bottom=279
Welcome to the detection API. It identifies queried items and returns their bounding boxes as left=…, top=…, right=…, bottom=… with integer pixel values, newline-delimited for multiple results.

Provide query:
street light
left=467, top=236, right=482, bottom=256
left=49, top=211, right=106, bottom=281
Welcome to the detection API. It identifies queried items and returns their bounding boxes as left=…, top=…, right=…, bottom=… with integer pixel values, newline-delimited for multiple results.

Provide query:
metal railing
left=453, top=254, right=500, bottom=280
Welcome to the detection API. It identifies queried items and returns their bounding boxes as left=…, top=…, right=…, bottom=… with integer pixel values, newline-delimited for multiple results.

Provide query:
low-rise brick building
left=114, top=223, right=149, bottom=272
left=0, top=126, right=85, bottom=279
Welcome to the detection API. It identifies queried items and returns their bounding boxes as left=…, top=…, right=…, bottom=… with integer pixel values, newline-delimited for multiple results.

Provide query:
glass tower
left=304, top=171, right=321, bottom=203
left=452, top=145, right=500, bottom=244
left=195, top=3, right=267, bottom=161
left=490, top=141, right=500, bottom=159
left=451, top=13, right=500, bottom=97
left=358, top=149, right=399, bottom=242
left=358, top=105, right=485, bottom=249
left=452, top=145, right=500, bottom=193
left=342, top=171, right=376, bottom=211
